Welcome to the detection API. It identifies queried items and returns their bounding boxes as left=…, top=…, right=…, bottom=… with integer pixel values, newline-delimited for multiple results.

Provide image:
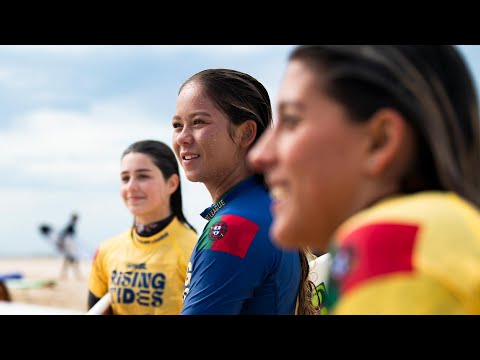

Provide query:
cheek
left=280, top=130, right=318, bottom=179
left=283, top=132, right=360, bottom=248
left=201, top=137, right=217, bottom=154
left=298, top=142, right=358, bottom=210
left=200, top=132, right=222, bottom=155
left=120, top=185, right=127, bottom=200
left=159, top=183, right=172, bottom=201
left=142, top=182, right=156, bottom=197
left=172, top=136, right=179, bottom=153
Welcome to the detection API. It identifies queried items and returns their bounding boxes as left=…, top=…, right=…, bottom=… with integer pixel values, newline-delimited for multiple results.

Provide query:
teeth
left=270, top=187, right=287, bottom=201
left=184, top=155, right=199, bottom=160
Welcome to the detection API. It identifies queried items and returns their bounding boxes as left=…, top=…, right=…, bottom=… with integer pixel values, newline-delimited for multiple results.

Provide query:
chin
left=184, top=172, right=202, bottom=183
left=270, top=222, right=303, bottom=251
left=128, top=205, right=145, bottom=215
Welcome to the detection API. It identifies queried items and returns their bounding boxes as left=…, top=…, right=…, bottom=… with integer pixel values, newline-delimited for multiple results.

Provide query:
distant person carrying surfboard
left=57, top=213, right=81, bottom=280
left=39, top=212, right=82, bottom=280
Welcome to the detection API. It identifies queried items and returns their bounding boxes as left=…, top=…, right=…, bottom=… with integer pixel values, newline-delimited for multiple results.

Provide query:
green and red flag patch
left=331, top=222, right=419, bottom=295
left=198, top=214, right=259, bottom=258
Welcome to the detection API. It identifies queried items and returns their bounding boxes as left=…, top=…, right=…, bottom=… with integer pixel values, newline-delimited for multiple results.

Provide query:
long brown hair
left=296, top=249, right=318, bottom=315
left=290, top=45, right=480, bottom=208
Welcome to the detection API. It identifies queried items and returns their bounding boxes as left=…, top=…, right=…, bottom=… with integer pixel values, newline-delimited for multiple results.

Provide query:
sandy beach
left=0, top=256, right=93, bottom=314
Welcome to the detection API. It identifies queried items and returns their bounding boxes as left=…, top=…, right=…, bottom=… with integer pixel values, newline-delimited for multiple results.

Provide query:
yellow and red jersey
left=327, top=191, right=480, bottom=314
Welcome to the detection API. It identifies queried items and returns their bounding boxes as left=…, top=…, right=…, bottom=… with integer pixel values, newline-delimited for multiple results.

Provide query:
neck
left=206, top=167, right=253, bottom=203
left=135, top=214, right=174, bottom=237
left=352, top=181, right=400, bottom=216
left=135, top=209, right=172, bottom=226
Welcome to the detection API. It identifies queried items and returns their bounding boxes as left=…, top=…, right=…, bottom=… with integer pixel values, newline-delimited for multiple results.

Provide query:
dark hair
left=122, top=140, right=196, bottom=233
left=179, top=68, right=273, bottom=148
left=180, top=69, right=314, bottom=314
left=296, top=249, right=319, bottom=315
left=290, top=45, right=480, bottom=208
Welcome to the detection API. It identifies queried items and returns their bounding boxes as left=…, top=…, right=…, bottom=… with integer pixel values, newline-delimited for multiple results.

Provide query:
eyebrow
left=121, top=168, right=152, bottom=176
left=172, top=111, right=212, bottom=121
left=278, top=101, right=305, bottom=111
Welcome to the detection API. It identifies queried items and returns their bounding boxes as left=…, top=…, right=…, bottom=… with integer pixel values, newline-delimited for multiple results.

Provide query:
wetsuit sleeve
left=88, top=247, right=108, bottom=299
left=87, top=291, right=101, bottom=310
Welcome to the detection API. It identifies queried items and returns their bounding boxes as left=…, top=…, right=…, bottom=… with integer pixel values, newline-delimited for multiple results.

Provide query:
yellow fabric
left=333, top=273, right=464, bottom=315
left=332, top=191, right=480, bottom=314
left=88, top=217, right=197, bottom=315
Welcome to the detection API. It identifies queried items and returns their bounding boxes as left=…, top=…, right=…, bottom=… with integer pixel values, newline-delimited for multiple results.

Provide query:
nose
left=248, top=127, right=276, bottom=173
left=174, top=126, right=194, bottom=146
left=126, top=177, right=140, bottom=191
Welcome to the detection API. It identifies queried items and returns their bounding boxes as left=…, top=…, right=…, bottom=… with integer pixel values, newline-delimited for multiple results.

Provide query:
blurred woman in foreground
left=249, top=45, right=480, bottom=314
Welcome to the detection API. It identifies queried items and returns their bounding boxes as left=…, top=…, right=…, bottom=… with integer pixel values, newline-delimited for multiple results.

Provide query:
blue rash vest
left=181, top=176, right=301, bottom=315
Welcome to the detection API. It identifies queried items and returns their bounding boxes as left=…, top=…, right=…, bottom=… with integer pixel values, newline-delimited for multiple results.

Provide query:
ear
left=166, top=174, right=180, bottom=195
left=363, top=108, right=412, bottom=177
left=237, top=120, right=257, bottom=149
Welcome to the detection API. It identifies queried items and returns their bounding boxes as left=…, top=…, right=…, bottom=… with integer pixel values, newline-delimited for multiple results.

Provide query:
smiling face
left=172, top=81, right=248, bottom=199
left=248, top=60, right=371, bottom=252
left=120, top=152, right=177, bottom=225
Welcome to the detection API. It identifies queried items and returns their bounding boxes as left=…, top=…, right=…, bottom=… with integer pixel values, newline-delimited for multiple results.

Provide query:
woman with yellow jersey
left=88, top=140, right=197, bottom=315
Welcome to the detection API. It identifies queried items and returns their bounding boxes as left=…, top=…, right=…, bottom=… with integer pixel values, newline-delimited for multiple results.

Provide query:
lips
left=181, top=153, right=200, bottom=161
left=180, top=152, right=201, bottom=168
left=268, top=183, right=290, bottom=217
left=183, top=154, right=199, bottom=160
left=270, top=187, right=287, bottom=202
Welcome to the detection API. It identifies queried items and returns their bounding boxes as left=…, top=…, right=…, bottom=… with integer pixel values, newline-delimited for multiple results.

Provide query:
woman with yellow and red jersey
left=249, top=45, right=480, bottom=314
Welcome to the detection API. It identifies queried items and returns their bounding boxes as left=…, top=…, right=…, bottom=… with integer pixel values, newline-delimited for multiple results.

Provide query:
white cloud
left=0, top=66, right=49, bottom=89
left=0, top=98, right=176, bottom=187
left=0, top=96, right=211, bottom=255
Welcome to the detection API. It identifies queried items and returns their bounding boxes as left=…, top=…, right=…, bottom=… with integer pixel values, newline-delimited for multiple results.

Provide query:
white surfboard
left=0, top=301, right=84, bottom=315
left=308, top=253, right=331, bottom=314
left=86, top=293, right=112, bottom=315
left=308, top=253, right=331, bottom=287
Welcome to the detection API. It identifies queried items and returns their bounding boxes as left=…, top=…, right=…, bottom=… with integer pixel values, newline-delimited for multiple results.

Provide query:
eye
left=278, top=113, right=300, bottom=129
left=172, top=122, right=183, bottom=129
left=121, top=176, right=130, bottom=183
left=193, top=119, right=205, bottom=125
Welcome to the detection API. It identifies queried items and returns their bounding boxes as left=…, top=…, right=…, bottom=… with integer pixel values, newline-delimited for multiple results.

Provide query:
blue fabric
left=181, top=176, right=301, bottom=315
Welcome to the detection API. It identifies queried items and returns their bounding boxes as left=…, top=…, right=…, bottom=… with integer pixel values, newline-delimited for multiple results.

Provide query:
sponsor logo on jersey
left=109, top=270, right=166, bottom=307
left=126, top=262, right=146, bottom=270
left=203, top=199, right=226, bottom=221
left=182, top=261, right=192, bottom=302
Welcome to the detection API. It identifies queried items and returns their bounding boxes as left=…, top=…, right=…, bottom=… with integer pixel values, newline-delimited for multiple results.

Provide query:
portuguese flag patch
left=198, top=214, right=259, bottom=258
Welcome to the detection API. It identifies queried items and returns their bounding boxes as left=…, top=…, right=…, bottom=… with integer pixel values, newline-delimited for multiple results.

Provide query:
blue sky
left=0, top=45, right=479, bottom=257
